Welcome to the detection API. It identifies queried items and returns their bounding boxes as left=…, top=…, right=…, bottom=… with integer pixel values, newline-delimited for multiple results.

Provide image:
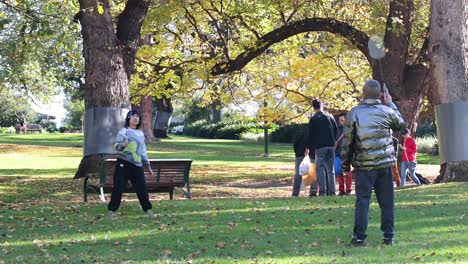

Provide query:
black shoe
left=338, top=191, right=345, bottom=196
left=345, top=191, right=352, bottom=196
left=383, top=238, right=394, bottom=245
left=348, top=238, right=366, bottom=247
left=309, top=193, right=317, bottom=198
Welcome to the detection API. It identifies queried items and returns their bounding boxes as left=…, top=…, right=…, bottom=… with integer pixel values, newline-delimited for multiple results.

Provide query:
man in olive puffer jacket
left=341, top=80, right=405, bottom=247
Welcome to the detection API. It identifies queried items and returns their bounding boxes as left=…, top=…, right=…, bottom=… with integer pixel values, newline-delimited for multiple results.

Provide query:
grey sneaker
left=145, top=209, right=154, bottom=217
left=107, top=211, right=117, bottom=219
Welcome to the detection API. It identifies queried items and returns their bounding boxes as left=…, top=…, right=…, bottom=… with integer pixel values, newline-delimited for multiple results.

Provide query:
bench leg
left=99, top=187, right=106, bottom=203
left=185, top=181, right=192, bottom=199
left=169, top=188, right=174, bottom=200
left=83, top=177, right=89, bottom=202
left=176, top=185, right=192, bottom=199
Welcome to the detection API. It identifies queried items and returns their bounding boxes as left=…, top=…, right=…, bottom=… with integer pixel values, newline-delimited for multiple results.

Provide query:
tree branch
left=414, top=27, right=430, bottom=65
left=115, top=0, right=151, bottom=79
left=0, top=0, right=47, bottom=23
left=331, top=55, right=358, bottom=93
left=382, top=0, right=414, bottom=85
left=211, top=17, right=371, bottom=75
left=198, top=0, right=230, bottom=61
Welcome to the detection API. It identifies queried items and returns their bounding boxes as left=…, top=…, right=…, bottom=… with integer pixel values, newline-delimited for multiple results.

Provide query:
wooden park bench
left=83, top=159, right=193, bottom=202
left=26, top=124, right=42, bottom=133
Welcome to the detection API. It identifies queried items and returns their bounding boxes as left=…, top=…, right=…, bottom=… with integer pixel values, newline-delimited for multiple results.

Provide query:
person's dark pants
left=292, top=156, right=304, bottom=196
left=293, top=156, right=318, bottom=196
left=315, top=147, right=336, bottom=195
left=108, top=158, right=153, bottom=212
left=353, top=166, right=394, bottom=241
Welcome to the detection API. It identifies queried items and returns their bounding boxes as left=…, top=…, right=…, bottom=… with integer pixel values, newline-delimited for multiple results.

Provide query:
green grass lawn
left=0, top=133, right=466, bottom=263
left=418, top=153, right=440, bottom=165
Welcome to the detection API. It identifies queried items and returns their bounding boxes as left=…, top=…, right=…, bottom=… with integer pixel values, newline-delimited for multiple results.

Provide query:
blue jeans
left=315, top=147, right=336, bottom=195
left=353, top=167, right=394, bottom=240
left=400, top=161, right=420, bottom=186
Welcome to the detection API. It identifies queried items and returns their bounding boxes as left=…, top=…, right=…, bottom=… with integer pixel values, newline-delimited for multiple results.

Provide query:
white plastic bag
left=299, top=155, right=311, bottom=176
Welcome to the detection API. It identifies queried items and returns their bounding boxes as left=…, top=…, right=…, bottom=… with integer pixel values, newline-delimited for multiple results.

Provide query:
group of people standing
left=293, top=79, right=422, bottom=246
left=292, top=99, right=351, bottom=197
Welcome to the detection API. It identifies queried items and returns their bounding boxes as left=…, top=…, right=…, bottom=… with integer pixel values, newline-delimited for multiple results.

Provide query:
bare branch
left=212, top=17, right=372, bottom=75
left=163, top=25, right=184, bottom=43
left=198, top=0, right=230, bottom=61
left=331, top=55, right=358, bottom=93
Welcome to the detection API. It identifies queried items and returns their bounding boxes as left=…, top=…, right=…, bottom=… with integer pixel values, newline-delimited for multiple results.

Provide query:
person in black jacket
left=306, top=99, right=338, bottom=196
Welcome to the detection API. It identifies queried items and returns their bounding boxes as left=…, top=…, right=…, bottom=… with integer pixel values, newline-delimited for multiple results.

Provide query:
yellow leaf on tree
left=97, top=5, right=104, bottom=15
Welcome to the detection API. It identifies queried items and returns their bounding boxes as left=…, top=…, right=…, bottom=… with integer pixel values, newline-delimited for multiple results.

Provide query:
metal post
left=263, top=100, right=269, bottom=158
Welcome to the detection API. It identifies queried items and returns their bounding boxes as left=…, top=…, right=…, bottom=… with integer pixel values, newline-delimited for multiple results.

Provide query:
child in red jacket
left=399, top=128, right=421, bottom=186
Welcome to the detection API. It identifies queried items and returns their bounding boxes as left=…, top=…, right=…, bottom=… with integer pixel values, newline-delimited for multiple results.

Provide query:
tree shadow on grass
left=0, top=168, right=80, bottom=204
left=1, top=193, right=466, bottom=263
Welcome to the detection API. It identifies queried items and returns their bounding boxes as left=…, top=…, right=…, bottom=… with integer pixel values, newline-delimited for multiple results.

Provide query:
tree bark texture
left=154, top=96, right=173, bottom=138
left=74, top=0, right=150, bottom=179
left=132, top=96, right=155, bottom=141
left=211, top=99, right=222, bottom=123
left=429, top=0, right=468, bottom=182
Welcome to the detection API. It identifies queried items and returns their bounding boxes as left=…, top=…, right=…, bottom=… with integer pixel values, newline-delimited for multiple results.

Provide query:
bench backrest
left=100, top=159, right=192, bottom=190
left=26, top=124, right=41, bottom=130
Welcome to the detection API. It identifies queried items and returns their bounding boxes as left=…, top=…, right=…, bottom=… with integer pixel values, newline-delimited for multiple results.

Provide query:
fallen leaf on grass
left=163, top=249, right=172, bottom=256
left=216, top=242, right=226, bottom=248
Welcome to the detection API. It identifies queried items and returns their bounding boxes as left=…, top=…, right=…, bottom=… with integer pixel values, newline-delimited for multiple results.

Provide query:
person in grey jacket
left=108, top=110, right=154, bottom=218
left=341, top=80, right=405, bottom=246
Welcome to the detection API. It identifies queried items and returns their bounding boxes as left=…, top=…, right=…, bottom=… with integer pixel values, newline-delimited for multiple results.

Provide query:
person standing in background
left=400, top=128, right=421, bottom=186
left=335, top=112, right=352, bottom=195
left=306, top=98, right=338, bottom=196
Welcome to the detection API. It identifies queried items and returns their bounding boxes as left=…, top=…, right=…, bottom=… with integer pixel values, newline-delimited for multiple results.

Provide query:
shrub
left=240, top=132, right=264, bottom=142
left=416, top=136, right=439, bottom=155
left=0, top=126, right=16, bottom=134
left=415, top=122, right=437, bottom=137
left=214, top=123, right=250, bottom=139
left=184, top=120, right=264, bottom=140
left=183, top=120, right=208, bottom=137
left=270, top=123, right=308, bottom=143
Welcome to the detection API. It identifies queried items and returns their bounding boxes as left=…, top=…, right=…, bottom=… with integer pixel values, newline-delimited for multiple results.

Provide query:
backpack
left=415, top=172, right=431, bottom=184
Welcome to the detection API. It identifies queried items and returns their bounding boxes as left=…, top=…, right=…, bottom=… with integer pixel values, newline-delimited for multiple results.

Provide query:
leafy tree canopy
left=0, top=87, right=35, bottom=127
left=0, top=0, right=83, bottom=101
left=132, top=0, right=429, bottom=123
left=63, top=97, right=84, bottom=129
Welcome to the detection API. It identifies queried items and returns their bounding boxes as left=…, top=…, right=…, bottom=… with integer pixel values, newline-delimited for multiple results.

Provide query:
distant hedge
left=270, top=123, right=308, bottom=143
left=184, top=120, right=265, bottom=140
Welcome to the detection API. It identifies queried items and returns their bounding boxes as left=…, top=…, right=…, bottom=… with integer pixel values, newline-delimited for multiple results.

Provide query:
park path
left=186, top=164, right=441, bottom=199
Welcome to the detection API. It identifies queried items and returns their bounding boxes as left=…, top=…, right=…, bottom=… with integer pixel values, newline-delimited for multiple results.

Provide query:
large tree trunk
left=74, top=0, right=150, bottom=179
left=153, top=96, right=173, bottom=139
left=377, top=0, right=429, bottom=132
left=429, top=0, right=468, bottom=182
left=132, top=96, right=155, bottom=141
left=211, top=99, right=222, bottom=123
